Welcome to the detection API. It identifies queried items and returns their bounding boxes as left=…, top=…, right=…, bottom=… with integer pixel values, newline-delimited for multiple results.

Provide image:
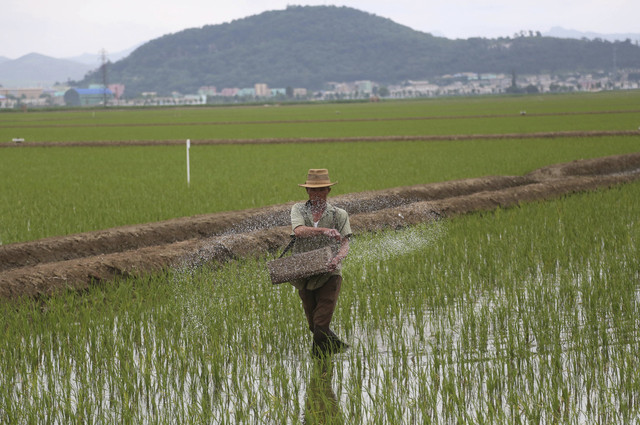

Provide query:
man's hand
left=323, top=228, right=342, bottom=241
left=327, top=255, right=342, bottom=272
left=327, top=234, right=350, bottom=272
left=294, top=226, right=342, bottom=241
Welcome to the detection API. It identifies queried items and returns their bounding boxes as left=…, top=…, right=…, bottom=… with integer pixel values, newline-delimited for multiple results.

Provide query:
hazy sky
left=2, top=0, right=637, bottom=59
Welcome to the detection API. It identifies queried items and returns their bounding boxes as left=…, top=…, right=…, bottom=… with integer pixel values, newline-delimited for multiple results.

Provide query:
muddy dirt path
left=2, top=152, right=639, bottom=299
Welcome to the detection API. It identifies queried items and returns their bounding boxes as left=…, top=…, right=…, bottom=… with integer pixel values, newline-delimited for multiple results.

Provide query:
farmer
left=291, top=168, right=352, bottom=356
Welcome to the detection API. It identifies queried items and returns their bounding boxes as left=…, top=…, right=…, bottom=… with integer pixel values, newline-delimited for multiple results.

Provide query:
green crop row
left=2, top=180, right=638, bottom=423
left=4, top=112, right=639, bottom=143
left=1, top=136, right=639, bottom=244
left=1, top=91, right=640, bottom=143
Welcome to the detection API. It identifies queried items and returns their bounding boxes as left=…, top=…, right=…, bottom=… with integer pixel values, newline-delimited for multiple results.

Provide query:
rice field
left=2, top=92, right=640, bottom=244
left=1, top=92, right=640, bottom=423
left=1, top=91, right=639, bottom=143
left=1, top=136, right=640, bottom=244
left=2, top=179, right=639, bottom=423
left=2, top=91, right=640, bottom=245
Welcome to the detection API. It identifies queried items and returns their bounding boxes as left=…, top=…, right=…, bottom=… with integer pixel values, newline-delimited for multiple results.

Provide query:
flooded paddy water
left=3, top=178, right=639, bottom=424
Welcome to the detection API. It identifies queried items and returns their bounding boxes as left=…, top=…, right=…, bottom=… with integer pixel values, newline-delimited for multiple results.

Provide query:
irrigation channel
left=2, top=152, right=640, bottom=423
left=1, top=152, right=640, bottom=299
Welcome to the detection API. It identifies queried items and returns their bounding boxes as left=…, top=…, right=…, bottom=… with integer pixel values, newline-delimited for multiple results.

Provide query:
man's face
left=306, top=187, right=330, bottom=202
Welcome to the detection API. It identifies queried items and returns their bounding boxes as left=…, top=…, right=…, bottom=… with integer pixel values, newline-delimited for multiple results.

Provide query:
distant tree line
left=75, top=6, right=640, bottom=97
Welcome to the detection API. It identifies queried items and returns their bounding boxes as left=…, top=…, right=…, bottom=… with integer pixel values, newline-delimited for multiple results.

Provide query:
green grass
left=1, top=136, right=639, bottom=244
left=2, top=180, right=638, bottom=423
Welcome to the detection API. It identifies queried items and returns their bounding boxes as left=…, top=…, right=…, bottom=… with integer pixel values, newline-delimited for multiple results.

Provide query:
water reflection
left=304, top=358, right=344, bottom=425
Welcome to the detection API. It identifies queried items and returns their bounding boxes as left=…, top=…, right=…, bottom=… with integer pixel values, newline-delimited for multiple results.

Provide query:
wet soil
left=1, top=152, right=639, bottom=299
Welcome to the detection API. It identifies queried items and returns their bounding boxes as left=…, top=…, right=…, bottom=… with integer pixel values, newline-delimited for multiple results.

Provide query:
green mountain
left=77, top=5, right=640, bottom=97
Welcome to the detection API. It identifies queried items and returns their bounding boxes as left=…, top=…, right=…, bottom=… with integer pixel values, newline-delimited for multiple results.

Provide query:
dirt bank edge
left=0, top=175, right=529, bottom=273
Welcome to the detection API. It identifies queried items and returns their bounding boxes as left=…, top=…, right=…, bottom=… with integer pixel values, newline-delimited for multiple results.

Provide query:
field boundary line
left=2, top=108, right=640, bottom=129
left=2, top=130, right=639, bottom=148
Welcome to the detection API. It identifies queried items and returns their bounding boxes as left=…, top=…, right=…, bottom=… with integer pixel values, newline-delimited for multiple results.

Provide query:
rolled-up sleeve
left=291, top=204, right=306, bottom=234
left=337, top=209, right=352, bottom=238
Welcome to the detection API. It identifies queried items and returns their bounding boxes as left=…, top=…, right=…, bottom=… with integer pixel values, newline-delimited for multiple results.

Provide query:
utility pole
left=612, top=44, right=618, bottom=81
left=100, top=49, right=108, bottom=107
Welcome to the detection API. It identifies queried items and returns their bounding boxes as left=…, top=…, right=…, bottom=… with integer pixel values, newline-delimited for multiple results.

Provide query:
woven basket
left=267, top=246, right=333, bottom=284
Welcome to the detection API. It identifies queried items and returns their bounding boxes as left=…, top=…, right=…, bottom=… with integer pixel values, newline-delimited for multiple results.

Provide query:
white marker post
left=186, top=139, right=191, bottom=187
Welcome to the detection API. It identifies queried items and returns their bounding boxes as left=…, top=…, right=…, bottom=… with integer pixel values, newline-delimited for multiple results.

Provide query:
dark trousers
left=298, top=275, right=342, bottom=343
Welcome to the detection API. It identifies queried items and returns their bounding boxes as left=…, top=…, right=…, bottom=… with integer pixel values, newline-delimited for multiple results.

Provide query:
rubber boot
left=326, top=329, right=350, bottom=353
left=313, top=327, right=349, bottom=357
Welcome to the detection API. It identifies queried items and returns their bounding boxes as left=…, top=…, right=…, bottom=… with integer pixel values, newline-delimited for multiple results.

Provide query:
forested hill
left=78, top=5, right=640, bottom=96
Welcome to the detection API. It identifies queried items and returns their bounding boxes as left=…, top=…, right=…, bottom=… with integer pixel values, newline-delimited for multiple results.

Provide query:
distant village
left=1, top=70, right=639, bottom=109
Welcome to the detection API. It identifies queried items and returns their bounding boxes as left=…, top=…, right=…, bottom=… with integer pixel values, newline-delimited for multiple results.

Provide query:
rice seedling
left=2, top=179, right=639, bottom=423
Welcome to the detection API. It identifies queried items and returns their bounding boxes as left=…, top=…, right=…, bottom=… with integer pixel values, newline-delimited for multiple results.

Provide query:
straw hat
left=298, top=169, right=337, bottom=188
